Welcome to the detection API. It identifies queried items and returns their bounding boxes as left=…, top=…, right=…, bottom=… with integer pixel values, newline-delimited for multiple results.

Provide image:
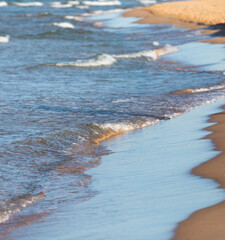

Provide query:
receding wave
left=0, top=192, right=45, bottom=224
left=173, top=83, right=225, bottom=95
left=56, top=54, right=117, bottom=67
left=89, top=120, right=160, bottom=144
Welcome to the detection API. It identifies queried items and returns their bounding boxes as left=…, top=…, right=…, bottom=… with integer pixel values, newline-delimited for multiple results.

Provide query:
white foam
left=80, top=8, right=124, bottom=17
left=65, top=16, right=84, bottom=21
left=50, top=2, right=73, bottom=8
left=113, top=45, right=178, bottom=60
left=0, top=1, right=7, bottom=7
left=0, top=35, right=10, bottom=43
left=52, top=22, right=75, bottom=29
left=67, top=0, right=79, bottom=5
left=138, top=0, right=157, bottom=5
left=152, top=41, right=159, bottom=46
left=95, top=119, right=159, bottom=133
left=83, top=0, right=121, bottom=6
left=56, top=54, right=116, bottom=68
left=13, top=2, right=43, bottom=6
left=0, top=192, right=45, bottom=224
left=112, top=98, right=134, bottom=103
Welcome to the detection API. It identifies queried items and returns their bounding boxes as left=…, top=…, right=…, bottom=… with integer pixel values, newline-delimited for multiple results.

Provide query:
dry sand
left=146, top=0, right=225, bottom=25
left=172, top=105, right=225, bottom=240
left=124, top=0, right=225, bottom=43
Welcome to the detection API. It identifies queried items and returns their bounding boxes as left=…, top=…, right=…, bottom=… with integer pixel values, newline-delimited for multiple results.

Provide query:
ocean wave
left=83, top=0, right=121, bottom=6
left=91, top=120, right=159, bottom=143
left=0, top=35, right=9, bottom=43
left=113, top=45, right=178, bottom=60
left=54, top=45, right=178, bottom=68
left=81, top=8, right=125, bottom=17
left=52, top=22, right=75, bottom=29
left=173, top=83, right=225, bottom=95
left=64, top=15, right=84, bottom=21
left=56, top=54, right=117, bottom=67
left=0, top=192, right=45, bottom=224
left=0, top=1, right=7, bottom=7
left=50, top=1, right=79, bottom=8
left=13, top=2, right=43, bottom=7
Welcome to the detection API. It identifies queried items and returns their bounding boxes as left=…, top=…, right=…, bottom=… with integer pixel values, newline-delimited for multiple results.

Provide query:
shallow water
left=0, top=0, right=224, bottom=235
left=6, top=100, right=225, bottom=240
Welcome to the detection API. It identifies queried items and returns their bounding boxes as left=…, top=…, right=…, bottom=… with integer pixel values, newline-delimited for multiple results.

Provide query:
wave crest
left=56, top=54, right=117, bottom=68
left=173, top=83, right=225, bottom=95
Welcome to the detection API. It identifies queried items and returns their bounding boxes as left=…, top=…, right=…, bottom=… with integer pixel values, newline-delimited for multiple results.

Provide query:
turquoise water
left=0, top=0, right=224, bottom=237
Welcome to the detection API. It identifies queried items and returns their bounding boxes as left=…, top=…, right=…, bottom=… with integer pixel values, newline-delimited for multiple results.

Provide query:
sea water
left=0, top=0, right=224, bottom=238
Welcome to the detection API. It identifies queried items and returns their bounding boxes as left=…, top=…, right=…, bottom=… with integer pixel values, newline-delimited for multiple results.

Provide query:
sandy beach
left=0, top=0, right=225, bottom=239
left=124, top=0, right=225, bottom=43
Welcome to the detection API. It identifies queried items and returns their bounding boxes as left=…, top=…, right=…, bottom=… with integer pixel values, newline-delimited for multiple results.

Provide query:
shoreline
left=124, top=0, right=225, bottom=44
left=124, top=0, right=225, bottom=238
left=7, top=100, right=225, bottom=240
left=172, top=105, right=225, bottom=240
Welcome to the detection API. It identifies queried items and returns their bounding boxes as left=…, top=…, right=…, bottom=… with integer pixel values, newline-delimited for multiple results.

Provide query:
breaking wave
left=56, top=54, right=117, bottom=67
left=113, top=45, right=178, bottom=60
left=54, top=45, right=178, bottom=68
left=0, top=192, right=45, bottom=224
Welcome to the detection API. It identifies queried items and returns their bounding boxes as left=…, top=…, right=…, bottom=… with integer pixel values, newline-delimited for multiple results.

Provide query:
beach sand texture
left=173, top=106, right=225, bottom=240
left=147, top=0, right=225, bottom=25
left=124, top=0, right=225, bottom=43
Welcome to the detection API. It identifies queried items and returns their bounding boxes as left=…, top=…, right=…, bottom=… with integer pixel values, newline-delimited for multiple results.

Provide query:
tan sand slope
left=124, top=0, right=225, bottom=43
left=172, top=105, right=225, bottom=240
left=147, top=0, right=225, bottom=25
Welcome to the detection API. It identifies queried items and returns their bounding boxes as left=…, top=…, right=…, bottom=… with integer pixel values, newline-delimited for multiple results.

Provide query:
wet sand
left=173, top=105, right=225, bottom=240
